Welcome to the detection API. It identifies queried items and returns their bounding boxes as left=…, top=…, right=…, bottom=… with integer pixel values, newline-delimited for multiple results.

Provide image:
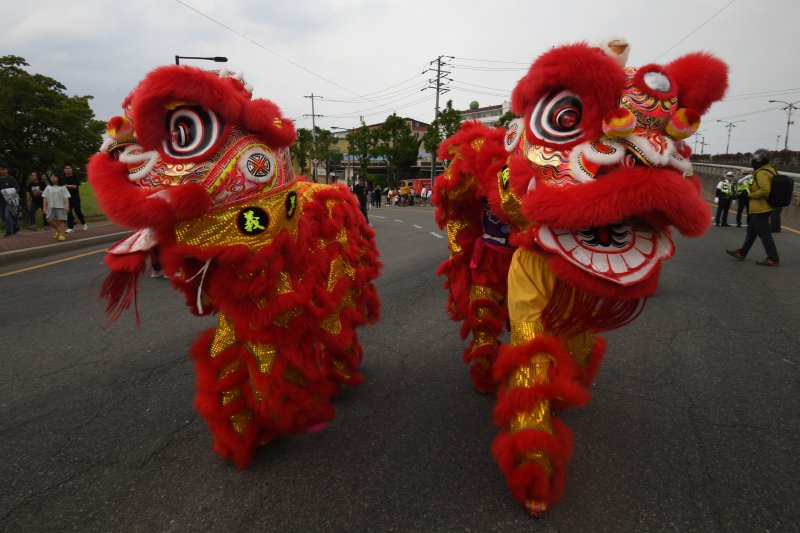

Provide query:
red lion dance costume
left=88, top=66, right=381, bottom=468
left=434, top=39, right=727, bottom=515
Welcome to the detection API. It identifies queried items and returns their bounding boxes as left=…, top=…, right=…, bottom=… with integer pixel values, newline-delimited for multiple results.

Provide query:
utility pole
left=423, top=55, right=453, bottom=186
left=699, top=136, right=710, bottom=155
left=768, top=99, right=800, bottom=151
left=776, top=135, right=782, bottom=151
left=693, top=131, right=703, bottom=154
left=717, top=119, right=744, bottom=155
left=303, top=93, right=323, bottom=182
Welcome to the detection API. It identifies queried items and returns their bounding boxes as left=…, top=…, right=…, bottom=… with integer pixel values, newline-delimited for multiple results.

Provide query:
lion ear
left=664, top=52, right=728, bottom=115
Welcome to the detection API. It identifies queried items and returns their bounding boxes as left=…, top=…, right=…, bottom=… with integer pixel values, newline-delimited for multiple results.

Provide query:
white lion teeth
left=591, top=252, right=610, bottom=272
left=571, top=247, right=593, bottom=266
left=621, top=247, right=645, bottom=268
left=634, top=231, right=654, bottom=254
left=557, top=232, right=578, bottom=251
left=608, top=253, right=628, bottom=274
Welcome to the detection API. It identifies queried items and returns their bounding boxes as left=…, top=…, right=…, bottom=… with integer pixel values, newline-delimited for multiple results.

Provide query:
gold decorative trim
left=470, top=285, right=502, bottom=302
left=510, top=320, right=544, bottom=345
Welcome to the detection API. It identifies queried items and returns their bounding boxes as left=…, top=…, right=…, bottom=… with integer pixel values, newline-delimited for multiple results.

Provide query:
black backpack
left=766, top=169, right=794, bottom=208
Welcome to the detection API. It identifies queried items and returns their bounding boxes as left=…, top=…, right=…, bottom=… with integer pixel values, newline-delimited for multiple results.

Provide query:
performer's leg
left=462, top=284, right=505, bottom=393
left=491, top=249, right=594, bottom=516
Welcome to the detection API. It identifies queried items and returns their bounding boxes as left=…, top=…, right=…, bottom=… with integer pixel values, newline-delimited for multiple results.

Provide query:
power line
left=655, top=0, right=736, bottom=60
left=324, top=82, right=429, bottom=104
left=453, top=56, right=531, bottom=66
left=174, top=0, right=412, bottom=117
left=449, top=63, right=528, bottom=72
left=724, top=87, right=800, bottom=102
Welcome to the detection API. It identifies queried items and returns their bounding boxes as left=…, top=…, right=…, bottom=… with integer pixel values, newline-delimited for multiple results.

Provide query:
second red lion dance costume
left=89, top=66, right=381, bottom=469
left=435, top=39, right=728, bottom=515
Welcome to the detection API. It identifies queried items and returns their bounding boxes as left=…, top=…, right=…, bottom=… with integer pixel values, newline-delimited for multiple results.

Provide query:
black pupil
left=552, top=105, right=580, bottom=131
left=173, top=121, right=192, bottom=147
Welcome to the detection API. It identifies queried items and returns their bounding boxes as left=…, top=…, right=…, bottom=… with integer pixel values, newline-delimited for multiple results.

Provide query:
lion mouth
left=535, top=220, right=674, bottom=286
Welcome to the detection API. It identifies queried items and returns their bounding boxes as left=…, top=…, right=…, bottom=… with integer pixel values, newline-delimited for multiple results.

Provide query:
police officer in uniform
left=734, top=172, right=753, bottom=227
left=715, top=171, right=735, bottom=226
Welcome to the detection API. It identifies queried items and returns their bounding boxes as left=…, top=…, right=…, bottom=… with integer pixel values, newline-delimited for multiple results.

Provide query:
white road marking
left=430, top=232, right=443, bottom=239
left=372, top=215, right=386, bottom=219
left=394, top=219, right=404, bottom=223
left=413, top=224, right=422, bottom=229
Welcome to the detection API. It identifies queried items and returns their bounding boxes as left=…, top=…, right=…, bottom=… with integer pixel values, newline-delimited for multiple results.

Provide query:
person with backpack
left=726, top=149, right=780, bottom=266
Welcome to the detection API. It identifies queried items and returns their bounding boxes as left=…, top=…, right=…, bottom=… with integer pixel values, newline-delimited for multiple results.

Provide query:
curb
left=0, top=231, right=133, bottom=266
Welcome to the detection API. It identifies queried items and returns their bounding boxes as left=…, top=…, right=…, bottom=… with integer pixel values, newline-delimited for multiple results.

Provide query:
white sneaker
left=65, top=228, right=74, bottom=233
left=81, top=224, right=88, bottom=230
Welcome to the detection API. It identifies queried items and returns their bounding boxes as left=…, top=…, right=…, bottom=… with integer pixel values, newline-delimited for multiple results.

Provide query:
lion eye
left=529, top=90, right=584, bottom=145
left=162, top=105, right=223, bottom=159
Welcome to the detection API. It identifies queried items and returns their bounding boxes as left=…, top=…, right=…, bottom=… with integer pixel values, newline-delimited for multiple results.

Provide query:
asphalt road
left=1, top=205, right=798, bottom=532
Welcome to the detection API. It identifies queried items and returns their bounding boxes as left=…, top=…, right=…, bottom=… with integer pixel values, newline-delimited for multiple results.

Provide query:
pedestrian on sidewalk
left=0, top=162, right=21, bottom=236
left=353, top=175, right=370, bottom=225
left=42, top=172, right=71, bottom=241
left=63, top=164, right=87, bottom=233
left=714, top=172, right=734, bottom=226
left=726, top=149, right=780, bottom=266
left=27, top=170, right=47, bottom=229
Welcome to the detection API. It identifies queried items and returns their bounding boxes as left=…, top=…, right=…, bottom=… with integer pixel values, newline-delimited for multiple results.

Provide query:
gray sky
left=3, top=0, right=799, bottom=154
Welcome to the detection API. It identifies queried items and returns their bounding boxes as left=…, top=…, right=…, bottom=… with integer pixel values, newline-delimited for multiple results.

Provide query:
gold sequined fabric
left=245, top=342, right=277, bottom=374
left=446, top=219, right=470, bottom=255
left=174, top=181, right=325, bottom=251
left=472, top=330, right=497, bottom=349
left=470, top=285, right=502, bottom=302
left=510, top=320, right=544, bottom=345
left=498, top=165, right=529, bottom=229
left=210, top=314, right=237, bottom=357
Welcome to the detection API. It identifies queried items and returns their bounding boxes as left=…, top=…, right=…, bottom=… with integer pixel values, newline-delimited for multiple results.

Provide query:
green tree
left=310, top=127, right=345, bottom=182
left=347, top=125, right=376, bottom=178
left=496, top=110, right=518, bottom=128
left=0, top=55, right=104, bottom=180
left=372, top=114, right=420, bottom=185
left=422, top=99, right=462, bottom=157
left=290, top=127, right=313, bottom=176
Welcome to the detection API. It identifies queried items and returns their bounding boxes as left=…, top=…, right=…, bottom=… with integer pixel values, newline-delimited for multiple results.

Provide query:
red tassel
left=100, top=252, right=147, bottom=324
left=540, top=277, right=645, bottom=337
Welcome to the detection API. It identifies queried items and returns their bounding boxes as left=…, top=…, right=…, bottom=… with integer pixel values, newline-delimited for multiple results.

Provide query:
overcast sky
left=3, top=0, right=799, bottom=155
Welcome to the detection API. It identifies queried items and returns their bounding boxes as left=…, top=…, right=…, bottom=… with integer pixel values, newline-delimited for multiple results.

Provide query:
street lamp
left=768, top=99, right=800, bottom=151
left=331, top=126, right=355, bottom=187
left=717, top=119, right=744, bottom=155
left=175, top=55, right=228, bottom=65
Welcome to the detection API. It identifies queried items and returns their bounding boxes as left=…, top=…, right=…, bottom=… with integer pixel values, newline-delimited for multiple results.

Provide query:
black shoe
left=755, top=258, right=779, bottom=267
left=722, top=223, right=731, bottom=227
left=726, top=249, right=745, bottom=261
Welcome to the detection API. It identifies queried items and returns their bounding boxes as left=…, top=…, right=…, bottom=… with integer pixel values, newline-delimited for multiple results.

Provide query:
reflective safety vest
left=737, top=177, right=753, bottom=195
left=718, top=180, right=733, bottom=197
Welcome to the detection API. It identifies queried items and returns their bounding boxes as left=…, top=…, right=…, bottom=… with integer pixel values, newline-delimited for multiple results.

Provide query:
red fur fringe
left=540, top=276, right=646, bottom=337
left=665, top=52, right=729, bottom=115
left=491, top=336, right=594, bottom=509
left=100, top=251, right=147, bottom=324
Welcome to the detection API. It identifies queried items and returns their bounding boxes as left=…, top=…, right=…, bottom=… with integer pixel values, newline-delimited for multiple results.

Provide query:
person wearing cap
left=726, top=149, right=780, bottom=266
left=0, top=162, right=21, bottom=236
left=714, top=171, right=735, bottom=226
left=734, top=172, right=753, bottom=227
